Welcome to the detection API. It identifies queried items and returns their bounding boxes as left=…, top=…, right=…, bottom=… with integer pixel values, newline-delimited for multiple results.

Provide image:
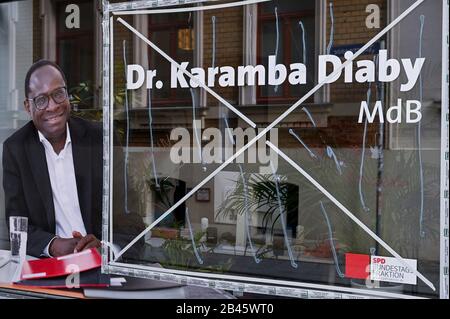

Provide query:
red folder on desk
left=15, top=268, right=110, bottom=289
left=20, top=248, right=102, bottom=280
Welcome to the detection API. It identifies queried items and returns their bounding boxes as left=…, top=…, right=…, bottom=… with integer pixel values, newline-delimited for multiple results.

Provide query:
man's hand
left=72, top=231, right=101, bottom=253
left=49, top=237, right=80, bottom=257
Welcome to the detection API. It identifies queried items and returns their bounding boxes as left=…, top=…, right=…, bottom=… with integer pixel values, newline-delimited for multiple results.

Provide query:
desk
left=0, top=284, right=86, bottom=299
left=0, top=283, right=234, bottom=299
left=0, top=250, right=234, bottom=299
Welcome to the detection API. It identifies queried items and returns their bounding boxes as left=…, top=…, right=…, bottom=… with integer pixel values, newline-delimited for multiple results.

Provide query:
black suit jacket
left=2, top=116, right=103, bottom=257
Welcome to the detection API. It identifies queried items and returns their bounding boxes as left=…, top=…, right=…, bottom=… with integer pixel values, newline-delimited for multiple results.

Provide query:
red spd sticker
left=345, top=253, right=370, bottom=279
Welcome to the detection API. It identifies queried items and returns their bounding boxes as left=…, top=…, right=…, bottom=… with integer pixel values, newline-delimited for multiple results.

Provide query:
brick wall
left=278, top=116, right=379, bottom=149
left=203, top=7, right=243, bottom=106
left=328, top=0, right=387, bottom=103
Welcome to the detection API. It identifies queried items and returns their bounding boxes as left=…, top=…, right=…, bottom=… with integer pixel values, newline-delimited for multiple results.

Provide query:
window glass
left=56, top=1, right=95, bottom=109
left=0, top=0, right=446, bottom=300
left=107, top=0, right=445, bottom=299
left=258, top=1, right=316, bottom=103
left=148, top=13, right=194, bottom=105
left=0, top=0, right=34, bottom=250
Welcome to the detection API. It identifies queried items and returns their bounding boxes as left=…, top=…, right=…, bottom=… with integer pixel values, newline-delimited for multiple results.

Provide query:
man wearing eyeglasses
left=2, top=60, right=103, bottom=257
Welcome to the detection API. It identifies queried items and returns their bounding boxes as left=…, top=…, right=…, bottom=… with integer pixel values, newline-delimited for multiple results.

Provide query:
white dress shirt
left=38, top=124, right=87, bottom=256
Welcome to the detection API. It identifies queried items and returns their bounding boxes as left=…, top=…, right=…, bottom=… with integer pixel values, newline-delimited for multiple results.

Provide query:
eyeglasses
left=27, top=87, right=68, bottom=110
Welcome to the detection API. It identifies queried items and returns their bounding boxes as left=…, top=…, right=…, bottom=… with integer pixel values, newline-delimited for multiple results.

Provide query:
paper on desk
left=110, top=277, right=126, bottom=286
